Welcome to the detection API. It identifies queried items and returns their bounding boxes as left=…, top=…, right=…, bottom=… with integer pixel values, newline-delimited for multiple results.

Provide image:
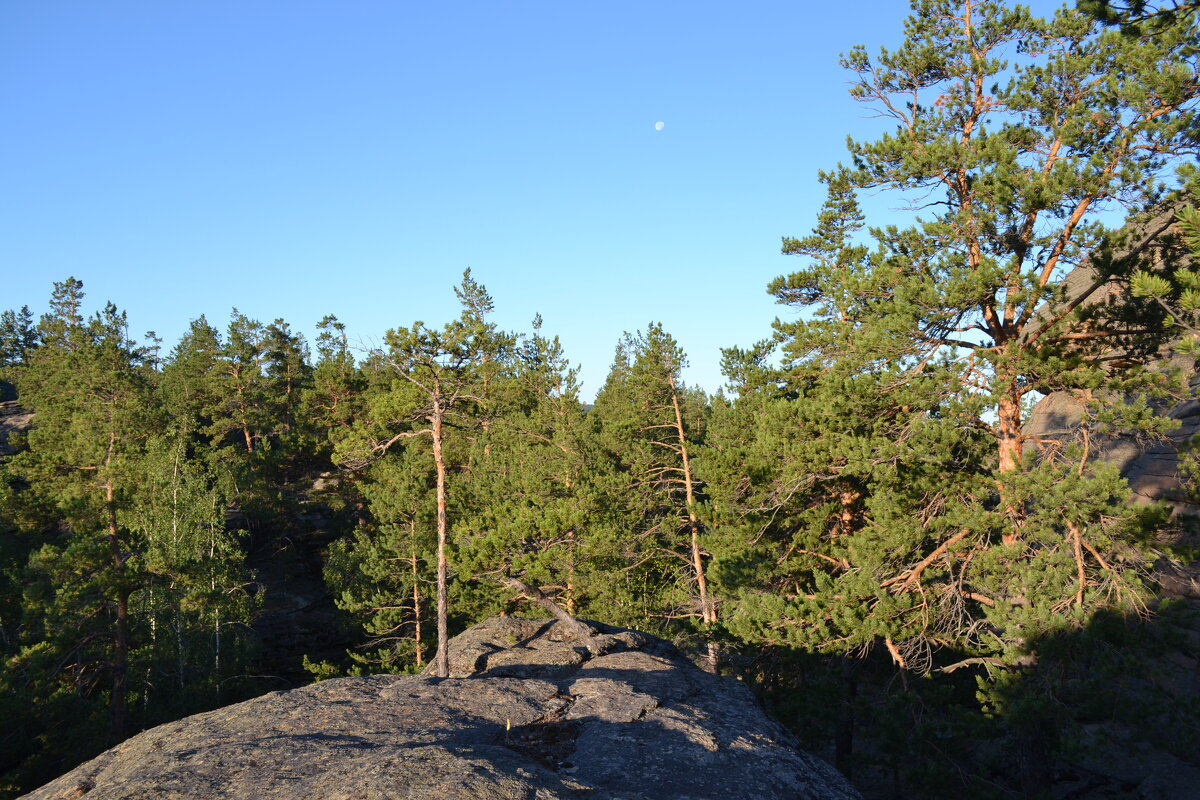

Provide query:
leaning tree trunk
left=668, top=376, right=717, bottom=672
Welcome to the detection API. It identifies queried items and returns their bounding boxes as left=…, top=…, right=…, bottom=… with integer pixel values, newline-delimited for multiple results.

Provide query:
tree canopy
left=2, top=2, right=1199, bottom=798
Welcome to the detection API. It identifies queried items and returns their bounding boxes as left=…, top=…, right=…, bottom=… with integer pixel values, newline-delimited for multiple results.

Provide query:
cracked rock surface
left=24, top=617, right=860, bottom=800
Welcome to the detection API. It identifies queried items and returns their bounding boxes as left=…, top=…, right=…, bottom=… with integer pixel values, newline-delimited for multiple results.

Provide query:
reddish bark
left=431, top=393, right=450, bottom=678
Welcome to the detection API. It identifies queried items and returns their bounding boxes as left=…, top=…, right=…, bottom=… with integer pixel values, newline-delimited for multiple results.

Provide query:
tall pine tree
left=334, top=270, right=509, bottom=677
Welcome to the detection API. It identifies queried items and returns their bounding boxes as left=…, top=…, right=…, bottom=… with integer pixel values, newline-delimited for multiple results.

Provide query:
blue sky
left=2, top=0, right=1065, bottom=397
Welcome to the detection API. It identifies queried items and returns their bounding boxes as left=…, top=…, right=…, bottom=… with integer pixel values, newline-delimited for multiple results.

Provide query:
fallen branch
left=504, top=576, right=598, bottom=650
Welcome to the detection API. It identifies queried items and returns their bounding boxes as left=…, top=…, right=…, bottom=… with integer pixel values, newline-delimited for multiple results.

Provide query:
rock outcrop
left=0, top=400, right=32, bottom=456
left=24, top=617, right=861, bottom=800
left=1023, top=201, right=1197, bottom=511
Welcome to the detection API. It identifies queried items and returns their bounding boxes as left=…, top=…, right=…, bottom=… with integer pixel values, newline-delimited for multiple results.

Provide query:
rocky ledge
left=25, top=617, right=860, bottom=799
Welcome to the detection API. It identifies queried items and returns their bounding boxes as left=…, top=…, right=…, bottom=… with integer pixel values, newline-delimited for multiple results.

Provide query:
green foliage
left=591, top=324, right=718, bottom=653
left=126, top=434, right=257, bottom=717
left=0, top=305, right=38, bottom=400
left=726, top=0, right=1196, bottom=658
left=1, top=3, right=1197, bottom=796
left=0, top=282, right=259, bottom=796
left=1, top=283, right=159, bottom=786
left=1131, top=177, right=1200, bottom=353
left=326, top=270, right=515, bottom=675
left=1079, top=0, right=1199, bottom=43
left=302, top=315, right=367, bottom=459
left=455, top=315, right=635, bottom=630
left=713, top=1, right=1199, bottom=794
left=323, top=455, right=437, bottom=672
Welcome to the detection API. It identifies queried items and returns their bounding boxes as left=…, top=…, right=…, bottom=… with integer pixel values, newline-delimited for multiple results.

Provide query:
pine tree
left=0, top=305, right=37, bottom=401
left=2, top=285, right=262, bottom=793
left=716, top=1, right=1197, bottom=788
left=830, top=0, right=1193, bottom=486
left=1079, top=0, right=1199, bottom=33
left=593, top=324, right=717, bottom=664
left=335, top=270, right=508, bottom=677
left=158, top=316, right=225, bottom=445
left=0, top=306, right=38, bottom=368
left=748, top=0, right=1198, bottom=657
left=36, top=277, right=84, bottom=349
left=323, top=448, right=436, bottom=672
left=454, top=316, right=605, bottom=620
left=261, top=318, right=311, bottom=450
left=303, top=315, right=366, bottom=456
left=9, top=284, right=159, bottom=743
left=218, top=310, right=270, bottom=457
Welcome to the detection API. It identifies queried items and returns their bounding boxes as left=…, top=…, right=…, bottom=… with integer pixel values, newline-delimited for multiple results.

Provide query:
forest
left=2, top=1, right=1199, bottom=797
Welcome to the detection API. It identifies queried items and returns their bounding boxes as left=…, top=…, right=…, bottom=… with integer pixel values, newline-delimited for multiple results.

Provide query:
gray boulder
left=0, top=400, right=32, bottom=456
left=24, top=617, right=860, bottom=800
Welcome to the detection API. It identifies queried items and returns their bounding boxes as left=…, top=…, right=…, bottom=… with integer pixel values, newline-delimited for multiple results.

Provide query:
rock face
left=1023, top=201, right=1197, bottom=511
left=0, top=400, right=32, bottom=456
left=25, top=617, right=861, bottom=800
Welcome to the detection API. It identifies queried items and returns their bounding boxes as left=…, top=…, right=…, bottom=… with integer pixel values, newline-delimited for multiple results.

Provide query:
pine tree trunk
left=410, top=518, right=423, bottom=669
left=106, top=482, right=129, bottom=743
left=213, top=608, right=221, bottom=702
left=565, top=529, right=577, bottom=616
left=669, top=377, right=717, bottom=672
left=112, top=588, right=130, bottom=742
left=996, top=389, right=1025, bottom=546
left=997, top=391, right=1024, bottom=474
left=175, top=608, right=185, bottom=691
left=145, top=585, right=156, bottom=715
left=233, top=371, right=254, bottom=454
left=837, top=490, right=859, bottom=537
left=504, top=576, right=595, bottom=648
left=431, top=397, right=450, bottom=678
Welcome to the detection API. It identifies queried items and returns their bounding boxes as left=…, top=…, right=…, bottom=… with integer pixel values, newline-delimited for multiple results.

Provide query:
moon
left=654, top=121, right=664, bottom=131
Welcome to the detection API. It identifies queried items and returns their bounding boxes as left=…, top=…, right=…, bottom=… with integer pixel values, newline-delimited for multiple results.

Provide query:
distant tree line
left=2, top=1, right=1198, bottom=797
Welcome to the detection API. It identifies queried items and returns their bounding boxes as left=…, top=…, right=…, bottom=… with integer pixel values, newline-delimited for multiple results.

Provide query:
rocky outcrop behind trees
left=0, top=401, right=31, bottom=456
left=24, top=617, right=861, bottom=800
left=1024, top=200, right=1198, bottom=513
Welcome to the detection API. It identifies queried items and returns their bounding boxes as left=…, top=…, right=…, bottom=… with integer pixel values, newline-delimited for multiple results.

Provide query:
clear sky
left=1, top=0, right=1065, bottom=398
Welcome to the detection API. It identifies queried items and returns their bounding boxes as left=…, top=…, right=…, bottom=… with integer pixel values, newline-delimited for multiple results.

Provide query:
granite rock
left=24, top=617, right=860, bottom=800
